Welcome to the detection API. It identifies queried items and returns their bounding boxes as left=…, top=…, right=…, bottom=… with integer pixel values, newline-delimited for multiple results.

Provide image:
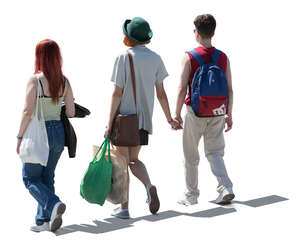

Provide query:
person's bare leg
left=129, top=146, right=159, bottom=214
left=128, top=146, right=151, bottom=186
left=116, top=146, right=130, bottom=210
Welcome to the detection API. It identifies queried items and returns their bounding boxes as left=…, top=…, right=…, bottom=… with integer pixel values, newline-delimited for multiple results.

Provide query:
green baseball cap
left=123, top=17, right=153, bottom=44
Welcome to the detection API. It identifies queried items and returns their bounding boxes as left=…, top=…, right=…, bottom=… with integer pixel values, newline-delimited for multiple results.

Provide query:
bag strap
left=35, top=75, right=45, bottom=120
left=34, top=77, right=40, bottom=116
left=127, top=51, right=137, bottom=107
left=93, top=138, right=106, bottom=163
left=114, top=51, right=137, bottom=115
left=39, top=79, right=45, bottom=97
left=211, top=48, right=221, bottom=63
left=188, top=48, right=221, bottom=65
left=93, top=137, right=111, bottom=163
left=110, top=51, right=137, bottom=136
left=187, top=49, right=204, bottom=66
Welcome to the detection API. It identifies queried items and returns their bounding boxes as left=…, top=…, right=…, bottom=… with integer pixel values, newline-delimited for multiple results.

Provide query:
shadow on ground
left=56, top=194, right=288, bottom=236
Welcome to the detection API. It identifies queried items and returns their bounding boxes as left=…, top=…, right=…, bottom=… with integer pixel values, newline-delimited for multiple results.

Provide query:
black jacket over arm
left=61, top=103, right=90, bottom=158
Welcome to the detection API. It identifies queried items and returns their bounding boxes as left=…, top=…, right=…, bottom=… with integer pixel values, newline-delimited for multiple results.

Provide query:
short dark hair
left=194, top=14, right=216, bottom=39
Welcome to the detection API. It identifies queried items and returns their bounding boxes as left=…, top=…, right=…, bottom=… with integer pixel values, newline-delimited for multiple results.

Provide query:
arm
left=16, top=76, right=37, bottom=154
left=64, top=80, right=75, bottom=118
left=155, top=83, right=179, bottom=129
left=174, top=54, right=190, bottom=127
left=104, top=85, right=123, bottom=137
left=225, top=58, right=233, bottom=132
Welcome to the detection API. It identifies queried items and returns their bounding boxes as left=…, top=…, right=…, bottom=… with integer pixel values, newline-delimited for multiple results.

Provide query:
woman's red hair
left=35, top=39, right=64, bottom=103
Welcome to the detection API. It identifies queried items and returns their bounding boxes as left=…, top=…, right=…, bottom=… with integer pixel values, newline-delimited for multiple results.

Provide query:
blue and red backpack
left=187, top=49, right=229, bottom=117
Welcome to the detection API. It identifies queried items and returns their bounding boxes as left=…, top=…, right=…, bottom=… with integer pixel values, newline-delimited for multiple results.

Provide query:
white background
left=0, top=0, right=299, bottom=247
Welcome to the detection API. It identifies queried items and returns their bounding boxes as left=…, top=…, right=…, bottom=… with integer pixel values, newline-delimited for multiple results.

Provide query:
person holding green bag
left=104, top=17, right=180, bottom=219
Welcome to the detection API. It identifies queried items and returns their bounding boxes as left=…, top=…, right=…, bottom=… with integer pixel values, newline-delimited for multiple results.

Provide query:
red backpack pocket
left=198, top=96, right=227, bottom=116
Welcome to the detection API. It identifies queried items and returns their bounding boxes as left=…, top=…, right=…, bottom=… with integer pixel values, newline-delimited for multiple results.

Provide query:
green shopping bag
left=80, top=137, right=113, bottom=206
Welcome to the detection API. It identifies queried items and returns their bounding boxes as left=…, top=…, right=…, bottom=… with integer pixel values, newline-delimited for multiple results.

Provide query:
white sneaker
left=177, top=195, right=198, bottom=206
left=111, top=207, right=130, bottom=219
left=30, top=222, right=49, bottom=232
left=215, top=187, right=235, bottom=204
left=50, top=202, right=66, bottom=232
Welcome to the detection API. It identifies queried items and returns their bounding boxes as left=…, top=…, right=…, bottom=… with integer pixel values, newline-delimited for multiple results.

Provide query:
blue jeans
left=22, top=120, right=65, bottom=225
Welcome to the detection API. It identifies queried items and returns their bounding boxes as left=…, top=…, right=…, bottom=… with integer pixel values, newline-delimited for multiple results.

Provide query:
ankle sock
left=146, top=183, right=153, bottom=192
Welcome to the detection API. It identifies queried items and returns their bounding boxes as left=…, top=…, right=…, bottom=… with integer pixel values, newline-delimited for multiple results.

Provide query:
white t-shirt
left=111, top=45, right=168, bottom=134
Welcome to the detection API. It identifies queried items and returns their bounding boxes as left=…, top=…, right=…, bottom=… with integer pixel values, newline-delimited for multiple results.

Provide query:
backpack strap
left=187, top=49, right=204, bottom=66
left=212, top=48, right=221, bottom=63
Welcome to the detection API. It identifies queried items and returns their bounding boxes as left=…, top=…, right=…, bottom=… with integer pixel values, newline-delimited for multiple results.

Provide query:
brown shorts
left=139, top=129, right=149, bottom=146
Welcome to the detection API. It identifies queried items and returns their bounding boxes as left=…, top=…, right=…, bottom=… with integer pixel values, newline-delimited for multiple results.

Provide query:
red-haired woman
left=16, top=39, right=75, bottom=232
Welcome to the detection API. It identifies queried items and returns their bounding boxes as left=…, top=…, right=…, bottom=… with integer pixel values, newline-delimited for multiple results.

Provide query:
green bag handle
left=93, top=137, right=111, bottom=163
left=106, top=138, right=111, bottom=162
left=92, top=140, right=105, bottom=163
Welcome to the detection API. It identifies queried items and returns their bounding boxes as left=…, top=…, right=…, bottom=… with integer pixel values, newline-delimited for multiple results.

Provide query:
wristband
left=17, top=136, right=23, bottom=140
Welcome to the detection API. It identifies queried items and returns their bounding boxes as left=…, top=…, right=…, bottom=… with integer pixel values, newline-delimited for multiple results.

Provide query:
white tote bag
left=19, top=76, right=49, bottom=166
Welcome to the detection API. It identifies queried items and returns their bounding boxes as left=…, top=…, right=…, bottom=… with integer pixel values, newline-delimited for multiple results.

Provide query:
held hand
left=225, top=115, right=233, bottom=132
left=174, top=115, right=183, bottom=130
left=169, top=118, right=182, bottom=130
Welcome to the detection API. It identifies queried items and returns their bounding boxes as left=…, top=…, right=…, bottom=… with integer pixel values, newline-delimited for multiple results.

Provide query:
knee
left=128, top=155, right=140, bottom=168
left=205, top=143, right=224, bottom=160
left=22, top=176, right=39, bottom=189
left=205, top=151, right=224, bottom=162
left=184, top=156, right=199, bottom=167
left=129, top=158, right=144, bottom=167
left=129, top=157, right=138, bottom=164
left=128, top=160, right=138, bottom=169
left=22, top=164, right=43, bottom=189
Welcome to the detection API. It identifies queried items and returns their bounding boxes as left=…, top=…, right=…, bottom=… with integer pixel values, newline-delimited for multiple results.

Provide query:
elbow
left=66, top=113, right=75, bottom=118
left=23, top=109, right=33, bottom=118
left=66, top=110, right=75, bottom=118
left=112, top=92, right=123, bottom=101
left=112, top=90, right=122, bottom=98
left=66, top=104, right=75, bottom=118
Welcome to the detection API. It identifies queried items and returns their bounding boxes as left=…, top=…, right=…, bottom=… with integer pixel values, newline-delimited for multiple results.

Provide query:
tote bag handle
left=35, top=75, right=45, bottom=121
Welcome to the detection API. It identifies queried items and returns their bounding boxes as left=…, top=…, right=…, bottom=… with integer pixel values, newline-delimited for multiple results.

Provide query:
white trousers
left=183, top=106, right=233, bottom=197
